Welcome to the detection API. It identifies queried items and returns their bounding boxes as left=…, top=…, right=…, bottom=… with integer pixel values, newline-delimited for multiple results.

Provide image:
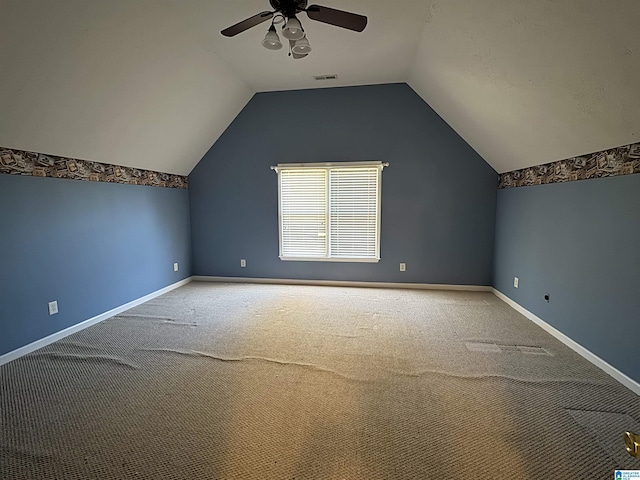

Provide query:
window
left=273, top=161, right=386, bottom=262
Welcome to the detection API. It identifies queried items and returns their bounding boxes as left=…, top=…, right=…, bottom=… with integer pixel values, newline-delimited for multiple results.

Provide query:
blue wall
left=0, top=174, right=191, bottom=356
left=189, top=83, right=497, bottom=285
left=493, top=174, right=640, bottom=382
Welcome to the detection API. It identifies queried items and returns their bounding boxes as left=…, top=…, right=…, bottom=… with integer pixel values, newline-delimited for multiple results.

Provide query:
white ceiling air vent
left=313, top=74, right=338, bottom=81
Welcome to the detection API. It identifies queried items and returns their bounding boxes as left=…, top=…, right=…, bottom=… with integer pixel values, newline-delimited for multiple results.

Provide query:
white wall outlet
left=48, top=301, right=58, bottom=316
left=173, top=262, right=179, bottom=272
left=240, top=259, right=246, bottom=268
left=399, top=263, right=406, bottom=272
left=514, top=277, right=519, bottom=288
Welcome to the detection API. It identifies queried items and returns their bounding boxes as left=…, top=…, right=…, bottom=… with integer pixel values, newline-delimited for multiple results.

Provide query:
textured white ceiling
left=1, top=0, right=639, bottom=175
left=408, top=0, right=640, bottom=173
left=179, top=0, right=429, bottom=92
left=0, top=0, right=253, bottom=176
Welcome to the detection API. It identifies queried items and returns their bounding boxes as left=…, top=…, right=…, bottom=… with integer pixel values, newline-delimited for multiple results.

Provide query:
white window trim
left=272, top=161, right=388, bottom=263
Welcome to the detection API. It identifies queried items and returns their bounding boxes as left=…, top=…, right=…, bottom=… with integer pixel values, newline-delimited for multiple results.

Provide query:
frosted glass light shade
left=282, top=16, right=304, bottom=41
left=262, top=26, right=282, bottom=50
left=292, top=36, right=312, bottom=55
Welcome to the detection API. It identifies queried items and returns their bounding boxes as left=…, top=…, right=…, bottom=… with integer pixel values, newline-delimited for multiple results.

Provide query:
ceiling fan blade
left=221, top=11, right=274, bottom=37
left=306, top=5, right=367, bottom=32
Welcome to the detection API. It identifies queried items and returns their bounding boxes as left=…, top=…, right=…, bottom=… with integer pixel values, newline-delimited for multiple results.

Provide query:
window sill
left=279, top=256, right=380, bottom=263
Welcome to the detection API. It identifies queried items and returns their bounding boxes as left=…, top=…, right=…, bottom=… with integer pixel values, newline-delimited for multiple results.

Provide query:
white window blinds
left=274, top=162, right=385, bottom=262
left=329, top=167, right=379, bottom=259
left=280, top=168, right=327, bottom=258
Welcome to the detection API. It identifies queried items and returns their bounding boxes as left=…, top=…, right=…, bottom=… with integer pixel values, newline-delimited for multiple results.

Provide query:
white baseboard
left=192, top=276, right=492, bottom=292
left=0, top=277, right=193, bottom=367
left=492, top=288, right=640, bottom=397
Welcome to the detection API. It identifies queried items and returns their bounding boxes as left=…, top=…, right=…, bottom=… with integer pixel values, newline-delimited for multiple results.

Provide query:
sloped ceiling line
left=1, top=0, right=639, bottom=176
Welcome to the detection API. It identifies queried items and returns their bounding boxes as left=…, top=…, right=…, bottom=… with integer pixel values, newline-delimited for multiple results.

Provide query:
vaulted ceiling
left=1, top=0, right=638, bottom=175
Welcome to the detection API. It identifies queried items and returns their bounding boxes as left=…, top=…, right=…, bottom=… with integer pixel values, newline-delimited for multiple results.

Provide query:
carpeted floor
left=1, top=282, right=639, bottom=479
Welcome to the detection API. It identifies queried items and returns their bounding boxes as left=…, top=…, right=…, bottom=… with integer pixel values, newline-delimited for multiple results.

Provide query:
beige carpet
left=1, top=282, right=639, bottom=479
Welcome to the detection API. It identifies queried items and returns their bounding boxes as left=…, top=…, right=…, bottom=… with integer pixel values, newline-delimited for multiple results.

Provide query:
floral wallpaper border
left=498, top=142, right=640, bottom=189
left=0, top=147, right=188, bottom=189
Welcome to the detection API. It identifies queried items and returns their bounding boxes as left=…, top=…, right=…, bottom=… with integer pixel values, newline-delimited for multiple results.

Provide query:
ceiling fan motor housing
left=269, top=0, right=308, bottom=17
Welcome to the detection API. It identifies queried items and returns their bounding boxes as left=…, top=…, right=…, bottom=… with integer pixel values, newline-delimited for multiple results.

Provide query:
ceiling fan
left=221, top=0, right=367, bottom=59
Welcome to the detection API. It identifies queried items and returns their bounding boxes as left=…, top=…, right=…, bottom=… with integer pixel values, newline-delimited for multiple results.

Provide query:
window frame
left=273, top=161, right=386, bottom=263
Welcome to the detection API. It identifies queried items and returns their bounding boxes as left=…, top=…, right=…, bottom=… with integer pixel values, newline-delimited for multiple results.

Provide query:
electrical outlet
left=514, top=277, right=519, bottom=288
left=399, top=263, right=406, bottom=272
left=48, top=301, right=58, bottom=316
left=240, top=259, right=246, bottom=268
left=173, top=262, right=179, bottom=272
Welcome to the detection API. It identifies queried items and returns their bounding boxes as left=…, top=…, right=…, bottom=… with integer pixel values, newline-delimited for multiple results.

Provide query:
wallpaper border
left=499, top=142, right=640, bottom=189
left=0, top=147, right=188, bottom=189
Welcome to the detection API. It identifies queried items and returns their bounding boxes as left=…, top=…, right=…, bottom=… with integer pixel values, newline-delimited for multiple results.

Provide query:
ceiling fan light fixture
left=262, top=25, right=282, bottom=50
left=291, top=36, right=312, bottom=55
left=282, top=16, right=304, bottom=41
left=221, top=2, right=368, bottom=60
